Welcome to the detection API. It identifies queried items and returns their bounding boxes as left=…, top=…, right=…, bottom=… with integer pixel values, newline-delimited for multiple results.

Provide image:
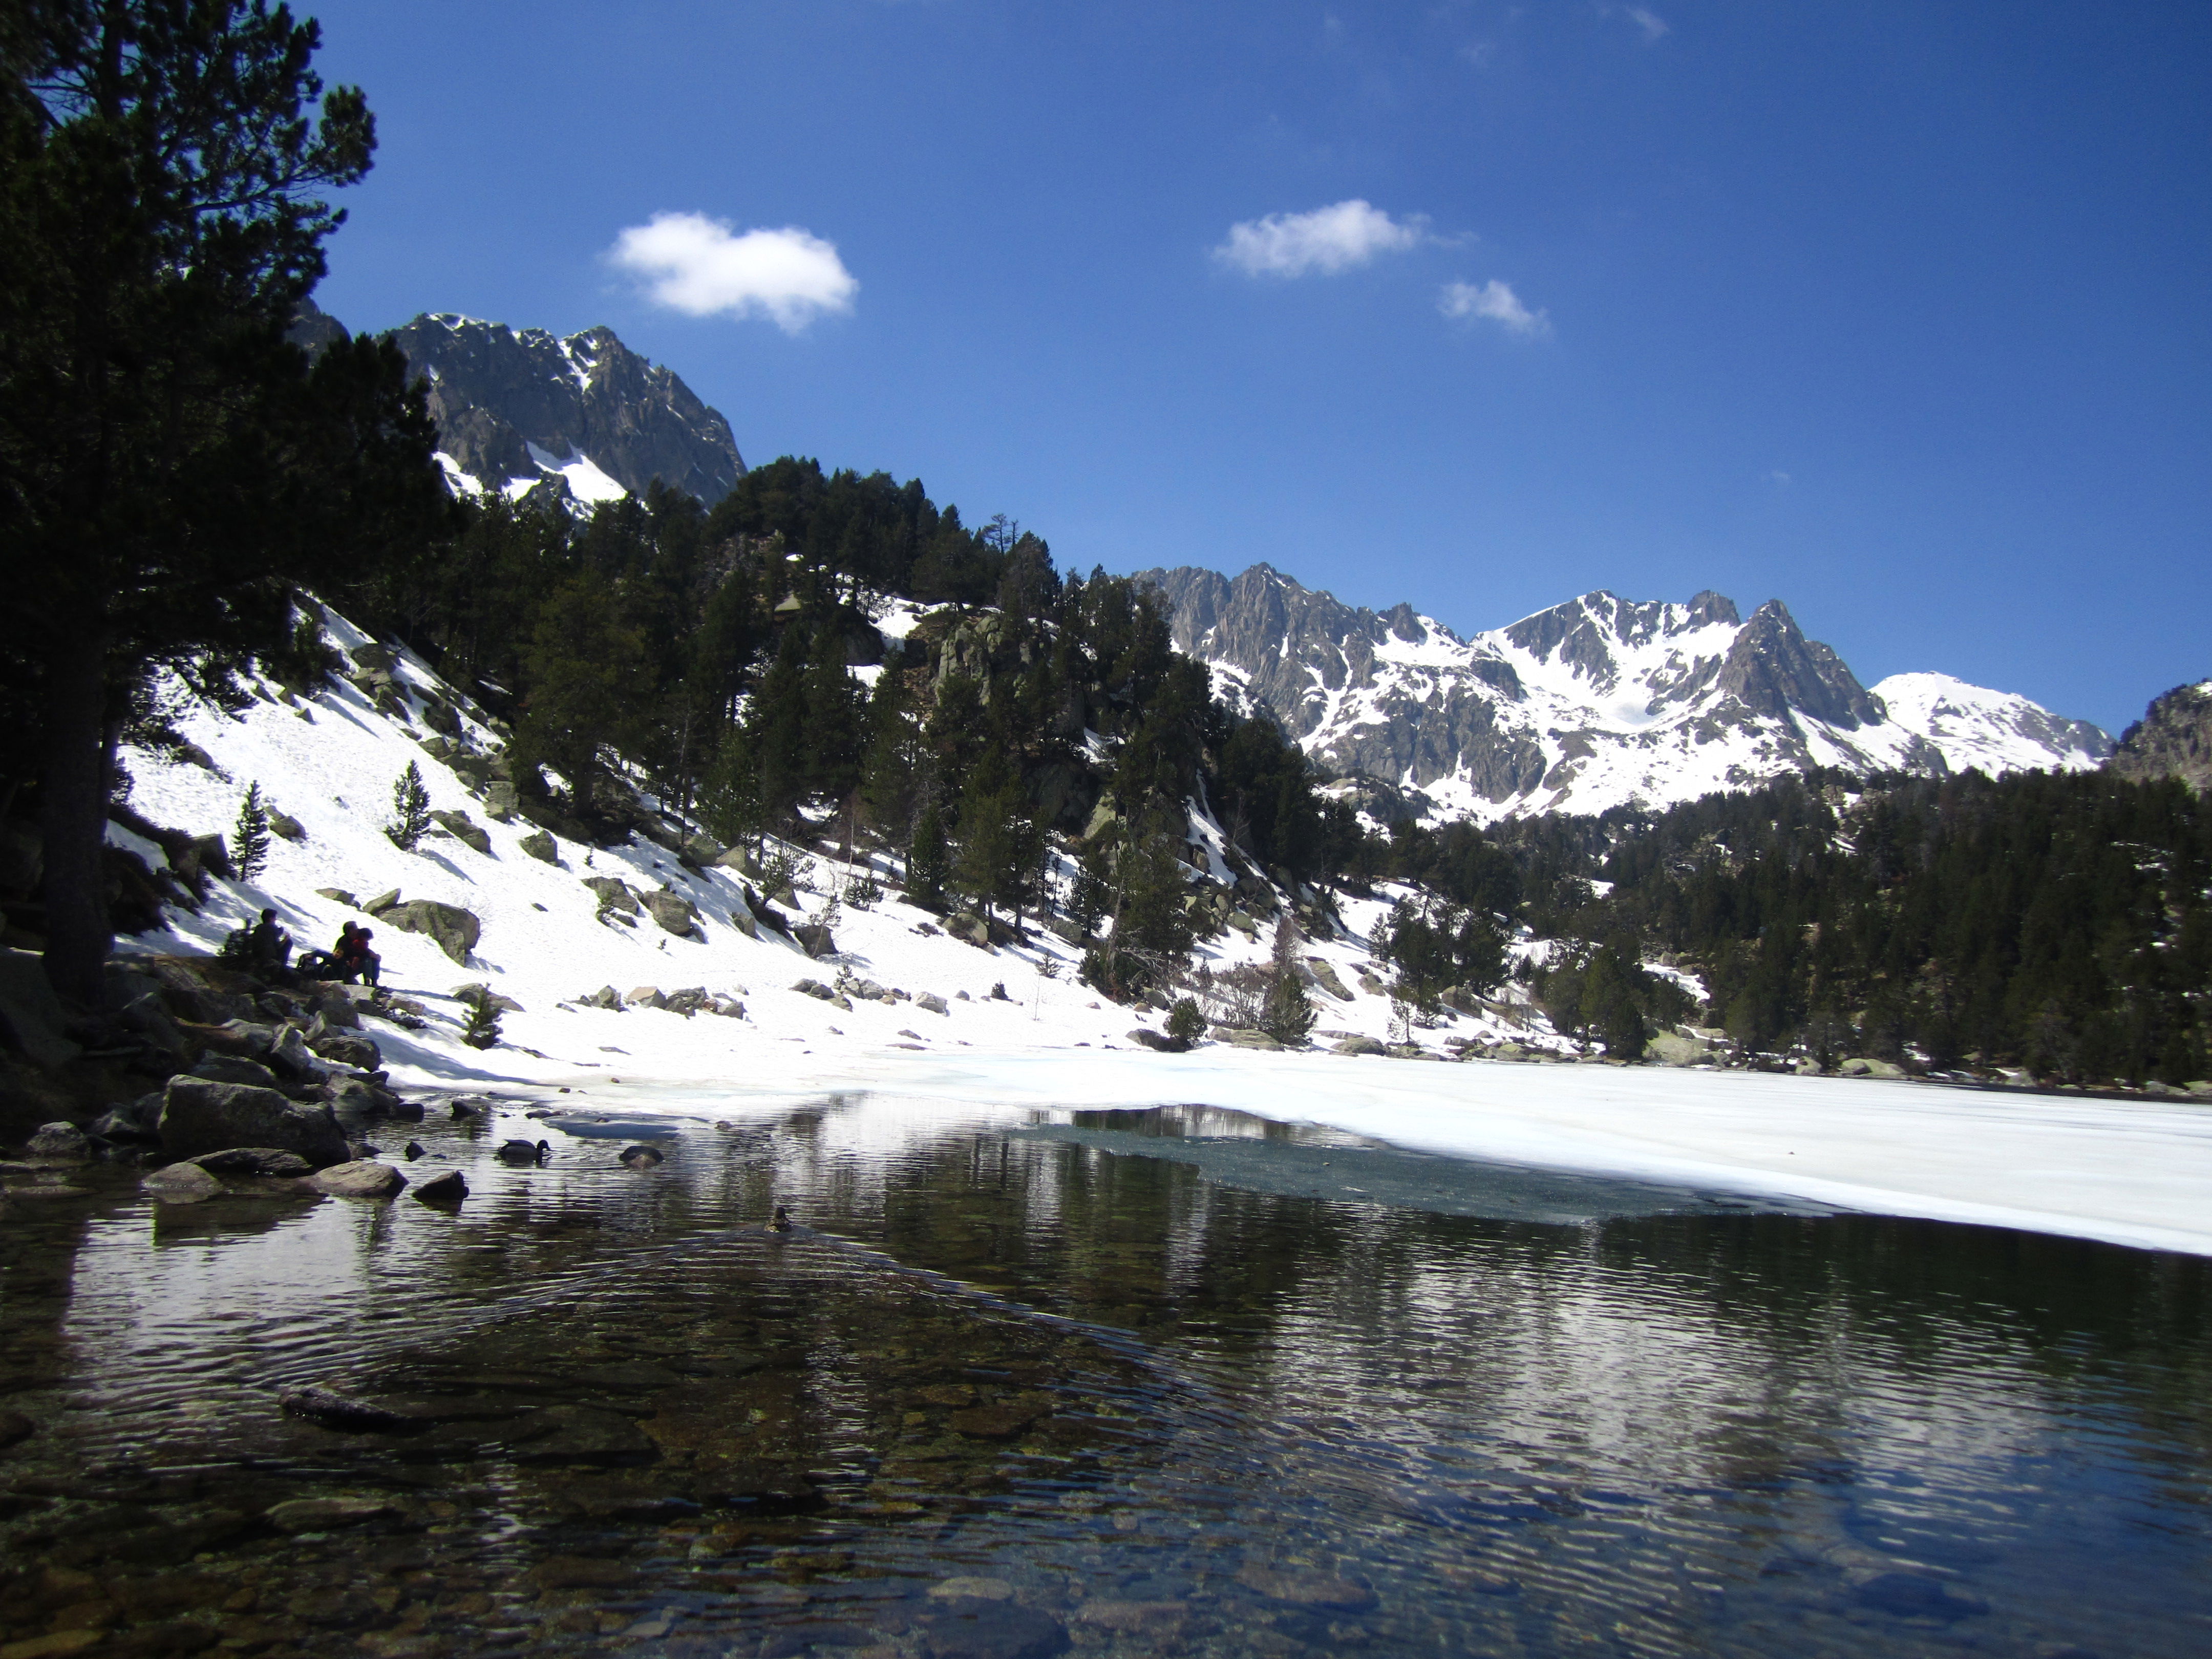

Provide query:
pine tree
left=231, top=782, right=272, bottom=882
left=5, top=4, right=447, bottom=1003
left=907, top=802, right=950, bottom=910
left=460, top=996, right=502, bottom=1050
left=387, top=761, right=433, bottom=850
left=1260, top=914, right=1316, bottom=1046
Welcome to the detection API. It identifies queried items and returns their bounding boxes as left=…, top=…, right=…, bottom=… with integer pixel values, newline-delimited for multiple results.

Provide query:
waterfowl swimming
left=496, top=1138, right=550, bottom=1164
left=769, top=1204, right=793, bottom=1233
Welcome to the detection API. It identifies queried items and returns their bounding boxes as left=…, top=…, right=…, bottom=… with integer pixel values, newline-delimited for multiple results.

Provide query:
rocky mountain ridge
left=289, top=302, right=746, bottom=506
left=1135, top=563, right=2114, bottom=822
left=2109, top=681, right=2212, bottom=795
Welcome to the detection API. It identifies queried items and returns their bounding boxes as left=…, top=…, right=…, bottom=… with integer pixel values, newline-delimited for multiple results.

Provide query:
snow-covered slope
left=108, top=607, right=1562, bottom=1090
left=1868, top=673, right=2113, bottom=777
left=1138, top=565, right=2113, bottom=823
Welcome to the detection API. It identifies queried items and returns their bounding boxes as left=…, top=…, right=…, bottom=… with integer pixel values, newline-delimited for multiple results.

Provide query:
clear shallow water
left=0, top=1094, right=2206, bottom=1658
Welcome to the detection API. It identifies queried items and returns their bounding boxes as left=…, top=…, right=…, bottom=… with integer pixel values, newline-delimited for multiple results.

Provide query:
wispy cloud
left=1214, top=199, right=1430, bottom=278
left=607, top=212, right=858, bottom=333
left=1620, top=5, right=1669, bottom=41
left=1439, top=278, right=1550, bottom=336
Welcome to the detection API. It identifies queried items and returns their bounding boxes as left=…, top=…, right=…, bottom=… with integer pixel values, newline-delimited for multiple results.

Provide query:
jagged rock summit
left=1135, top=563, right=2112, bottom=822
left=2108, top=680, right=2212, bottom=794
left=290, top=302, right=745, bottom=506
left=390, top=312, right=745, bottom=506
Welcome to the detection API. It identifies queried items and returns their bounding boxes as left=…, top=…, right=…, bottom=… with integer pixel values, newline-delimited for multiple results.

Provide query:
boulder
left=642, top=890, right=703, bottom=938
left=188, top=1147, right=313, bottom=1177
left=579, top=986, right=624, bottom=1010
left=308, top=1030, right=381, bottom=1071
left=791, top=978, right=835, bottom=1002
left=1219, top=1029, right=1283, bottom=1050
left=1332, top=1035, right=1386, bottom=1056
left=628, top=985, right=666, bottom=1009
left=307, top=1160, right=407, bottom=1198
left=482, top=781, right=522, bottom=822
left=158, top=1076, right=349, bottom=1168
left=429, top=810, right=490, bottom=855
left=269, top=810, right=306, bottom=843
left=267, top=1497, right=398, bottom=1534
left=946, top=912, right=992, bottom=948
left=364, top=888, right=402, bottom=915
left=384, top=900, right=481, bottom=965
left=1838, top=1056, right=1907, bottom=1078
left=142, top=1162, right=223, bottom=1204
left=1646, top=1032, right=1713, bottom=1068
left=117, top=990, right=188, bottom=1060
left=582, top=876, right=640, bottom=916
left=794, top=921, right=837, bottom=959
left=419, top=697, right=461, bottom=736
left=0, top=945, right=82, bottom=1069
left=715, top=845, right=760, bottom=877
left=1304, top=958, right=1353, bottom=1001
left=413, top=1168, right=467, bottom=1204
left=316, top=886, right=360, bottom=909
left=1127, top=1029, right=1188, bottom=1053
left=684, top=834, right=725, bottom=866
left=1225, top=909, right=1258, bottom=937
left=916, top=992, right=949, bottom=1015
left=517, top=828, right=558, bottom=863
left=25, top=1121, right=91, bottom=1162
left=452, top=982, right=523, bottom=1013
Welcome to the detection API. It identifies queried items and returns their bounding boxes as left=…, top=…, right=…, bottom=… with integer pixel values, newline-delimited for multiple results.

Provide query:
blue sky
left=306, top=1, right=2207, bottom=734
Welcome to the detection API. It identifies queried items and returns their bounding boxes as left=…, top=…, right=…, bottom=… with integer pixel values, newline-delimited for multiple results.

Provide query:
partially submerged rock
left=306, top=1160, right=407, bottom=1198
left=159, top=1077, right=349, bottom=1168
left=413, top=1168, right=466, bottom=1205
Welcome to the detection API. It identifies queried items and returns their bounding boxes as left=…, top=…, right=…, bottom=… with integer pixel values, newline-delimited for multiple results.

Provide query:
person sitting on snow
left=332, top=922, right=381, bottom=988
left=246, top=908, right=292, bottom=973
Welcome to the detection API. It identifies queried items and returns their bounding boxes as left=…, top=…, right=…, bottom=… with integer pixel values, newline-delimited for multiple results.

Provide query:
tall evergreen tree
left=2, top=1, right=447, bottom=1002
left=231, top=782, right=271, bottom=882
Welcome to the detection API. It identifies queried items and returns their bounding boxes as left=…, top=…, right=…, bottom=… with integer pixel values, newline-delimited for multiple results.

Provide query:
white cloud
left=1625, top=6, right=1670, bottom=41
left=607, top=212, right=857, bottom=333
left=1214, top=199, right=1429, bottom=278
left=1439, top=278, right=1550, bottom=336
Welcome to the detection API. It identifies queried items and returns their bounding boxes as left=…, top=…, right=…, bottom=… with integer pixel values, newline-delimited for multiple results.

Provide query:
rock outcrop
left=386, top=313, right=745, bottom=505
left=2107, top=680, right=2212, bottom=794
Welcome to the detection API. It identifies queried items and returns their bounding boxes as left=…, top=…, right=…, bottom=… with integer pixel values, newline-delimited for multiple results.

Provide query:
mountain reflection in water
left=0, top=1093, right=2204, bottom=1658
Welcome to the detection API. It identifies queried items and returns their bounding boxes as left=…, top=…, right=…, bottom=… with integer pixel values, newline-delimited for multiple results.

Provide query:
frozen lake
left=2, top=1090, right=2206, bottom=1656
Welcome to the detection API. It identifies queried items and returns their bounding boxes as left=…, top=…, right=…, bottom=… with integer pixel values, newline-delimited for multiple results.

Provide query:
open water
left=0, top=1094, right=2206, bottom=1657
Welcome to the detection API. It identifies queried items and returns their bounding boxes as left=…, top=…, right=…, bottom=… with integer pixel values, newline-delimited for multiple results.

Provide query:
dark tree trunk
left=40, top=636, right=113, bottom=1008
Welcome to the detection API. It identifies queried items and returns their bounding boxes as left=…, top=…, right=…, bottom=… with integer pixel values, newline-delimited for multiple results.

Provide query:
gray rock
left=627, top=984, right=666, bottom=1009
left=307, top=1160, right=407, bottom=1197
left=642, top=889, right=703, bottom=938
left=517, top=828, right=558, bottom=862
left=1646, top=1032, right=1713, bottom=1067
left=159, top=1077, right=349, bottom=1167
left=268, top=810, right=306, bottom=842
left=1219, top=1029, right=1284, bottom=1050
left=2109, top=680, right=2212, bottom=793
left=364, top=888, right=402, bottom=914
left=1126, top=1029, right=1187, bottom=1053
left=117, top=990, right=188, bottom=1059
left=266, top=1497, right=397, bottom=1534
left=1304, top=956, right=1353, bottom=1001
left=1838, top=1056, right=1907, bottom=1079
left=579, top=985, right=624, bottom=1009
left=916, top=992, right=949, bottom=1015
left=25, top=1121, right=91, bottom=1162
left=428, top=809, right=490, bottom=855
left=382, top=899, right=481, bottom=964
left=452, top=982, right=523, bottom=1013
left=482, top=780, right=522, bottom=822
left=582, top=875, right=640, bottom=915
left=791, top=977, right=835, bottom=1002
left=683, top=833, right=724, bottom=865
left=308, top=1030, right=381, bottom=1071
left=91, top=1108, right=155, bottom=1142
left=1332, top=1035, right=1386, bottom=1056
left=795, top=921, right=837, bottom=959
left=142, top=1161, right=224, bottom=1203
left=413, top=1168, right=467, bottom=1204
left=188, top=1146, right=314, bottom=1176
left=1235, top=1565, right=1377, bottom=1611
left=0, top=945, right=83, bottom=1070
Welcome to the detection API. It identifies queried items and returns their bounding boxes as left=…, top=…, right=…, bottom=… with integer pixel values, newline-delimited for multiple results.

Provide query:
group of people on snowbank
left=224, top=910, right=381, bottom=988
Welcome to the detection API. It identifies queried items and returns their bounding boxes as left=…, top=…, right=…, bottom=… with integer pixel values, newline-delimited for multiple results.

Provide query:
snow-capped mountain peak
left=1136, top=563, right=2112, bottom=822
